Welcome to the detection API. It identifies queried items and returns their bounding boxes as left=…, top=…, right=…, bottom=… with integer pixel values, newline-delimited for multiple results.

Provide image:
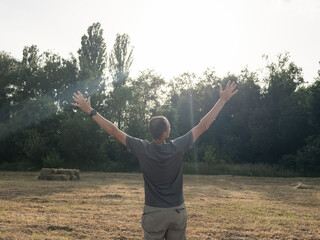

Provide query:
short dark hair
left=148, top=116, right=168, bottom=140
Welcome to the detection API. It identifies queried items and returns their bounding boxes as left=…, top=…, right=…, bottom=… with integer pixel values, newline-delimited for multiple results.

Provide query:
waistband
left=144, top=202, right=185, bottom=212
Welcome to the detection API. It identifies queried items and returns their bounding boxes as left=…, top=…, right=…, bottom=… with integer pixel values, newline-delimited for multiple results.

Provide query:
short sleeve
left=126, top=136, right=148, bottom=157
left=172, top=131, right=194, bottom=153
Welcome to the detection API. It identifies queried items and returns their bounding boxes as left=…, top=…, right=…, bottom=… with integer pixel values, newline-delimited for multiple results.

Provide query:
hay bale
left=70, top=174, right=79, bottom=181
left=38, top=174, right=69, bottom=181
left=38, top=168, right=80, bottom=181
left=57, top=169, right=80, bottom=178
left=73, top=171, right=80, bottom=179
left=40, top=168, right=58, bottom=175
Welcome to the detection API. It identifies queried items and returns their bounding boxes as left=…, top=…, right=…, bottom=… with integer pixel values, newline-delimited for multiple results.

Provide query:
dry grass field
left=0, top=171, right=319, bottom=240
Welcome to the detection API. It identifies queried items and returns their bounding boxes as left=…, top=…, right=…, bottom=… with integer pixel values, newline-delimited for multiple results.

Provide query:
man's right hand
left=72, top=91, right=93, bottom=115
left=219, top=80, right=238, bottom=103
left=72, top=91, right=128, bottom=146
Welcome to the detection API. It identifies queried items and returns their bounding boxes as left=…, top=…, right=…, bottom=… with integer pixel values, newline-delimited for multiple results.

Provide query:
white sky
left=1, top=0, right=320, bottom=84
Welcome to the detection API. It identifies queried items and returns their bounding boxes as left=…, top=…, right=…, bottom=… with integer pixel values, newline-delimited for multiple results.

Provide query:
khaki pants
left=142, top=202, right=187, bottom=240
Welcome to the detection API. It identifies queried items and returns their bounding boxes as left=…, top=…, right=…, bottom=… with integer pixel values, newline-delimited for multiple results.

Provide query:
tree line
left=0, top=23, right=319, bottom=176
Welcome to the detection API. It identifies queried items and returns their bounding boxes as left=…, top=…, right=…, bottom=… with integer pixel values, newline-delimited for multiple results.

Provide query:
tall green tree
left=130, top=70, right=165, bottom=120
left=17, top=45, right=42, bottom=101
left=308, top=66, right=320, bottom=132
left=0, top=52, right=18, bottom=123
left=119, top=70, right=166, bottom=139
left=108, top=33, right=134, bottom=129
left=166, top=72, right=199, bottom=137
left=109, top=33, right=133, bottom=89
left=41, top=51, right=79, bottom=111
left=78, top=22, right=107, bottom=95
left=249, top=53, right=304, bottom=163
left=221, top=69, right=261, bottom=163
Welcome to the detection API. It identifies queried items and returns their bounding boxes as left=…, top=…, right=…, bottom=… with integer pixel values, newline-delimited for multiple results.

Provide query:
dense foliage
left=0, top=23, right=319, bottom=176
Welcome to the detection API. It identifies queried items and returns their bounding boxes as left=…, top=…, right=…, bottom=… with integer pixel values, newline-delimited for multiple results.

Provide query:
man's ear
left=161, top=131, right=167, bottom=139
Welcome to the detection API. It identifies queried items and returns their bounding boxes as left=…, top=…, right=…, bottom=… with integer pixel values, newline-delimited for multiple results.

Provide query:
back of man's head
left=149, top=116, right=168, bottom=140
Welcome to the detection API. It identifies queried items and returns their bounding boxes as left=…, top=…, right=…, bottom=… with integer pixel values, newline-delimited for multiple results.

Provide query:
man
left=72, top=80, right=238, bottom=240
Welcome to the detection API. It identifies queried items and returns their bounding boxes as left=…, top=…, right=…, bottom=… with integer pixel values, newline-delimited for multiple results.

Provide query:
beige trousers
left=142, top=202, right=187, bottom=240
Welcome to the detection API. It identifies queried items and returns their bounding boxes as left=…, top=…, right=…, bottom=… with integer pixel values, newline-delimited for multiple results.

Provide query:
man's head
left=148, top=116, right=171, bottom=140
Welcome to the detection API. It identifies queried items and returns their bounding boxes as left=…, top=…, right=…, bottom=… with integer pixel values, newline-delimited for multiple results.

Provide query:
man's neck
left=153, top=138, right=166, bottom=145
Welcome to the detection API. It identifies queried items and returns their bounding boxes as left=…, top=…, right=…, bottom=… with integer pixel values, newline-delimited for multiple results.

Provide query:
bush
left=15, top=128, right=46, bottom=168
left=0, top=161, right=35, bottom=171
left=279, top=154, right=297, bottom=169
left=296, top=135, right=320, bottom=176
left=42, top=150, right=64, bottom=168
left=201, top=145, right=231, bottom=165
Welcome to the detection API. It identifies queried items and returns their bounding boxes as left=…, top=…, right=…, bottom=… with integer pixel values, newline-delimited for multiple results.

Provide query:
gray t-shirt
left=126, top=131, right=193, bottom=208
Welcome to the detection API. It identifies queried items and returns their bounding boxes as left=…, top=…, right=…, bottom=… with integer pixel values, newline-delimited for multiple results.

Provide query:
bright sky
left=1, top=0, right=320, bottom=84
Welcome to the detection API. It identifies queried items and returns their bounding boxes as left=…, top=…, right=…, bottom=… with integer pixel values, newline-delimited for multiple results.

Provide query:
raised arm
left=191, top=80, right=238, bottom=143
left=72, top=91, right=127, bottom=146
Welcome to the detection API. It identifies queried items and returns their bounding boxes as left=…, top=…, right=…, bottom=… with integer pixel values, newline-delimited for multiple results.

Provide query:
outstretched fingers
left=226, top=80, right=231, bottom=89
left=73, top=92, right=79, bottom=98
left=72, top=95, right=78, bottom=102
left=230, top=82, right=237, bottom=92
left=72, top=92, right=83, bottom=107
left=231, top=89, right=239, bottom=96
left=77, top=91, right=84, bottom=99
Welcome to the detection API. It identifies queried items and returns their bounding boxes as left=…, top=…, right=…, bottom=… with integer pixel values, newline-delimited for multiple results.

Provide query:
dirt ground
left=0, top=171, right=319, bottom=240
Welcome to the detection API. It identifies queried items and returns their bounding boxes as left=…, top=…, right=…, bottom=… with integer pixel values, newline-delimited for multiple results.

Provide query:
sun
left=131, top=0, right=242, bottom=80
